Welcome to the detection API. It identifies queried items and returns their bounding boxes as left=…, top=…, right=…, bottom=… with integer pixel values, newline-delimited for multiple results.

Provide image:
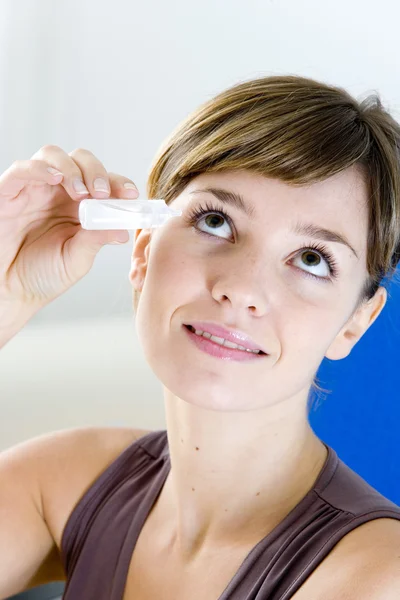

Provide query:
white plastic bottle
left=79, top=199, right=182, bottom=230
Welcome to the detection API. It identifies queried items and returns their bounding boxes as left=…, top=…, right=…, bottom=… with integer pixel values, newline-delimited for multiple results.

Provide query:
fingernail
left=93, top=177, right=110, bottom=193
left=124, top=182, right=139, bottom=194
left=73, top=178, right=89, bottom=194
left=47, top=167, right=63, bottom=177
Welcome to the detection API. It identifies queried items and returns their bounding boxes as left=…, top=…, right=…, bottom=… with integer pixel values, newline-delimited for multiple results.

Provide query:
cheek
left=148, top=242, right=201, bottom=298
left=281, top=312, right=340, bottom=369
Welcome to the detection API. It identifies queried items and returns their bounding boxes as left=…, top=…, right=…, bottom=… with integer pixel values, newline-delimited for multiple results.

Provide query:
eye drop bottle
left=79, top=199, right=182, bottom=230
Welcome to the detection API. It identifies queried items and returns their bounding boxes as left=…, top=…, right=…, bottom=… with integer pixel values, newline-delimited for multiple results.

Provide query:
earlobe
left=325, top=286, right=387, bottom=361
left=325, top=324, right=363, bottom=361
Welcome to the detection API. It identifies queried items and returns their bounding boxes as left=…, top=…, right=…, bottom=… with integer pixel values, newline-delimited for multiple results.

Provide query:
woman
left=1, top=74, right=400, bottom=599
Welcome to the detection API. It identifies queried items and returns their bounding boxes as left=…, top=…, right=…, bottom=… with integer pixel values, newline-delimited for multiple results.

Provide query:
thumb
left=68, top=228, right=130, bottom=260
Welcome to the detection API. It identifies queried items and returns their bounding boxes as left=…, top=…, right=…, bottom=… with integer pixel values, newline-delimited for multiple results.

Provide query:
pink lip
left=184, top=321, right=266, bottom=353
left=183, top=325, right=266, bottom=361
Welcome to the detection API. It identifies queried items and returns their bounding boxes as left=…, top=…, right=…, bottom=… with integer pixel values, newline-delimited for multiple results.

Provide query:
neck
left=157, top=389, right=328, bottom=561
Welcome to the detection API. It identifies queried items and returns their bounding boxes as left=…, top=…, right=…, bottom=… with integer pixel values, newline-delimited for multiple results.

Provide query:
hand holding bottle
left=0, top=145, right=139, bottom=340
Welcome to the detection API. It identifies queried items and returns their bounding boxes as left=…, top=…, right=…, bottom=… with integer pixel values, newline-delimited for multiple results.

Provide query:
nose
left=210, top=254, right=268, bottom=315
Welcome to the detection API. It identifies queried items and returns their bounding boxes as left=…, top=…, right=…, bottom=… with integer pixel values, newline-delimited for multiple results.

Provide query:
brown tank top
left=60, top=429, right=400, bottom=599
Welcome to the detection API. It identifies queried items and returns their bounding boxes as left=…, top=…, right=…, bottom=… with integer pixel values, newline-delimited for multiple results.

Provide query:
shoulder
left=34, top=426, right=153, bottom=549
left=340, top=518, right=400, bottom=598
left=306, top=518, right=400, bottom=599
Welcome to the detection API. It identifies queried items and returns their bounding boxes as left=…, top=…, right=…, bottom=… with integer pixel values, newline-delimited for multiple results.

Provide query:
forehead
left=183, top=166, right=368, bottom=213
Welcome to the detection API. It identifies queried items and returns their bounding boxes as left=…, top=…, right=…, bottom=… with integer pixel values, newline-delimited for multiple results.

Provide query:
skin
left=128, top=166, right=387, bottom=564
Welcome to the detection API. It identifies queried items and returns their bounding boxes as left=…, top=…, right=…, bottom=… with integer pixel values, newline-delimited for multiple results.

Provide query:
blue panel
left=309, top=273, right=400, bottom=505
left=6, top=582, right=65, bottom=600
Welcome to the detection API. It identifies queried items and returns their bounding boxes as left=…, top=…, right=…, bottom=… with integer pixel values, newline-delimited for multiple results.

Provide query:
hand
left=0, top=145, right=139, bottom=319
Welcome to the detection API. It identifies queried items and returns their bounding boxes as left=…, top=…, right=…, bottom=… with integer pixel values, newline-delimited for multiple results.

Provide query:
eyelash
left=185, top=200, right=340, bottom=282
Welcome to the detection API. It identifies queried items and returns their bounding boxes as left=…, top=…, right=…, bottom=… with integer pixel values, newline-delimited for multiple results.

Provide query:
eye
left=291, top=244, right=338, bottom=281
left=186, top=200, right=233, bottom=240
left=185, top=201, right=339, bottom=282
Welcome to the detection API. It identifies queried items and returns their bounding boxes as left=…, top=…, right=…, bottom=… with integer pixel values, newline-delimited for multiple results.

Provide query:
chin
left=163, top=379, right=257, bottom=412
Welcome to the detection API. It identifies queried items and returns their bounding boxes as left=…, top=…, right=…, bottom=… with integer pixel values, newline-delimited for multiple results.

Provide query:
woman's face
left=130, top=167, right=381, bottom=411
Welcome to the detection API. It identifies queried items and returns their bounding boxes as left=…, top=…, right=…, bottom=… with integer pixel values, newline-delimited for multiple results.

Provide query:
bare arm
left=0, top=426, right=149, bottom=599
left=0, top=435, right=66, bottom=599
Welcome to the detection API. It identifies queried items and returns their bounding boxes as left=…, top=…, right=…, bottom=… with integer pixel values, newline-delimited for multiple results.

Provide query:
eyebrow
left=189, top=187, right=359, bottom=259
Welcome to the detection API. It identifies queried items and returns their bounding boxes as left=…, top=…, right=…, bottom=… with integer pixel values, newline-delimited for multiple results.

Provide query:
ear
left=325, top=286, right=387, bottom=361
left=129, top=228, right=152, bottom=291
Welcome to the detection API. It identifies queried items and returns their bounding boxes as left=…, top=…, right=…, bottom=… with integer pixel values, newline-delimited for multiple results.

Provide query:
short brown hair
left=134, top=75, right=400, bottom=398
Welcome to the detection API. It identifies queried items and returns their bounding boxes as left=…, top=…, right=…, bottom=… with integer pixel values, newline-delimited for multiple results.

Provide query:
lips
left=183, top=321, right=267, bottom=354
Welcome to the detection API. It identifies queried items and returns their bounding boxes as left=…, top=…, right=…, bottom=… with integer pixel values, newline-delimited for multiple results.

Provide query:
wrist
left=0, top=300, right=40, bottom=349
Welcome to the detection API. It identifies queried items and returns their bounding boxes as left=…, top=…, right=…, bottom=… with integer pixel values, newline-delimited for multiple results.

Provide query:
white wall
left=0, top=315, right=166, bottom=450
left=0, top=0, right=399, bottom=448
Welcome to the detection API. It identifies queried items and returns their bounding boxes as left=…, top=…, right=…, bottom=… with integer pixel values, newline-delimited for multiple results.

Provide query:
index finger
left=107, top=172, right=140, bottom=199
left=0, top=160, right=64, bottom=201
